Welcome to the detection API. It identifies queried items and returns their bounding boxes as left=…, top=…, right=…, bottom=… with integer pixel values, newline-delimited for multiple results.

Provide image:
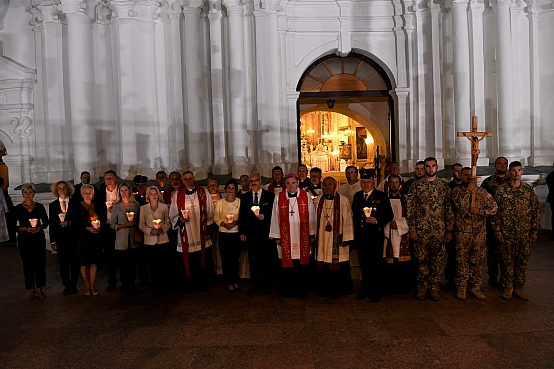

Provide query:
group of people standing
left=11, top=156, right=542, bottom=303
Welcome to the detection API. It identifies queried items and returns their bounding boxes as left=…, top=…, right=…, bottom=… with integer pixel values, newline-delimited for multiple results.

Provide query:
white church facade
left=0, top=0, right=553, bottom=186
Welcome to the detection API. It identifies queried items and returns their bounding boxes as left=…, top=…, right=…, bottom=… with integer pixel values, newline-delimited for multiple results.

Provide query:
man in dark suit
left=50, top=180, right=80, bottom=295
left=352, top=168, right=394, bottom=302
left=73, top=171, right=98, bottom=203
left=95, top=170, right=119, bottom=292
left=239, top=172, right=276, bottom=294
left=547, top=162, right=554, bottom=240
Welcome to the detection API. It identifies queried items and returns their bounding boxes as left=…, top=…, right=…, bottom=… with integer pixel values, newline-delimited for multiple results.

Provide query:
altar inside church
left=300, top=111, right=378, bottom=184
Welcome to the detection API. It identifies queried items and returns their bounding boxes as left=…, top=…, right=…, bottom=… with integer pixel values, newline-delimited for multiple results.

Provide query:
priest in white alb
left=269, top=173, right=316, bottom=297
left=314, top=177, right=354, bottom=299
left=383, top=174, right=412, bottom=294
left=169, top=171, right=215, bottom=293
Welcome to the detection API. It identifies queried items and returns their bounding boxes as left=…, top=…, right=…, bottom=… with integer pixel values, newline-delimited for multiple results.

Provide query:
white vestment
left=383, top=198, right=409, bottom=258
left=314, top=194, right=354, bottom=263
left=337, top=181, right=361, bottom=204
left=269, top=189, right=316, bottom=260
left=169, top=189, right=214, bottom=253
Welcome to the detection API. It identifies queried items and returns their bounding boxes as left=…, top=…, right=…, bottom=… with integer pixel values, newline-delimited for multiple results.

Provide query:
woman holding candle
left=13, top=183, right=49, bottom=300
left=214, top=179, right=241, bottom=292
left=72, top=184, right=102, bottom=296
left=139, top=186, right=171, bottom=296
left=110, top=182, right=141, bottom=296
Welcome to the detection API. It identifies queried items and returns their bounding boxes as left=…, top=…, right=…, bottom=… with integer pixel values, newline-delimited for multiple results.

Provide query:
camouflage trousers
left=486, top=227, right=500, bottom=281
left=455, top=232, right=486, bottom=289
left=414, top=235, right=445, bottom=290
left=498, top=236, right=531, bottom=290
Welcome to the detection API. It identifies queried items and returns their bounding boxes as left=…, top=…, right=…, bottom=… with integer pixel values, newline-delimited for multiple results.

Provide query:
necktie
left=61, top=200, right=67, bottom=213
left=364, top=193, right=368, bottom=202
left=254, top=192, right=259, bottom=205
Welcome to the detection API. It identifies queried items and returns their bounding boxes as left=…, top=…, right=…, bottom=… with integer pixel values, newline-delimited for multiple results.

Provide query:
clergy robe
left=269, top=189, right=316, bottom=296
left=337, top=181, right=362, bottom=280
left=382, top=192, right=412, bottom=294
left=169, top=186, right=214, bottom=289
left=337, top=181, right=361, bottom=205
left=313, top=193, right=354, bottom=297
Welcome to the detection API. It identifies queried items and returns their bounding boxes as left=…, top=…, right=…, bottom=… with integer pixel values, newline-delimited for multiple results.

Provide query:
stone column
left=61, top=0, right=97, bottom=181
left=451, top=0, right=472, bottom=163
left=225, top=0, right=248, bottom=177
left=183, top=0, right=207, bottom=179
left=492, top=0, right=516, bottom=158
left=208, top=0, right=228, bottom=174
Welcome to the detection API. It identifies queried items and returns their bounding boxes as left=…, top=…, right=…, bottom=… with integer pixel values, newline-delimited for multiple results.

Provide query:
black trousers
left=357, top=244, right=385, bottom=300
left=144, top=243, right=168, bottom=293
left=247, top=237, right=277, bottom=290
left=383, top=259, right=412, bottom=294
left=102, top=226, right=117, bottom=286
left=551, top=203, right=554, bottom=239
left=444, top=237, right=456, bottom=282
left=57, top=241, right=79, bottom=289
left=18, top=244, right=46, bottom=290
left=486, top=225, right=500, bottom=280
left=116, top=247, right=136, bottom=293
left=278, top=259, right=310, bottom=297
left=183, top=248, right=215, bottom=292
left=218, top=232, right=241, bottom=286
left=135, top=243, right=149, bottom=283
left=315, top=260, right=352, bottom=297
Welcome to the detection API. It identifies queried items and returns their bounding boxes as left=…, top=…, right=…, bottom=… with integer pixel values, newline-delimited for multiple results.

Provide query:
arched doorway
left=296, top=52, right=394, bottom=183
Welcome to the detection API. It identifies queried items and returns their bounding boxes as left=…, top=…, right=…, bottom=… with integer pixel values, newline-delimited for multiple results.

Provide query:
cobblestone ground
left=1, top=231, right=554, bottom=369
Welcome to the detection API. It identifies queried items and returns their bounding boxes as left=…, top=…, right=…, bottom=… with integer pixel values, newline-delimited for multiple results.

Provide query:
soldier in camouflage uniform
left=451, top=168, right=498, bottom=300
left=481, top=157, right=510, bottom=287
left=408, top=157, right=454, bottom=301
left=401, top=161, right=425, bottom=197
left=491, top=161, right=541, bottom=301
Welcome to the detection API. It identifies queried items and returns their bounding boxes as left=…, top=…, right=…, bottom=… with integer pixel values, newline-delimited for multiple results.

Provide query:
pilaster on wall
left=26, top=0, right=72, bottom=183
left=253, top=0, right=285, bottom=177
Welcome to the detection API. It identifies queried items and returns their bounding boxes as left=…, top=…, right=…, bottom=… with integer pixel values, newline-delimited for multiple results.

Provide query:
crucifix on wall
left=457, top=116, right=492, bottom=178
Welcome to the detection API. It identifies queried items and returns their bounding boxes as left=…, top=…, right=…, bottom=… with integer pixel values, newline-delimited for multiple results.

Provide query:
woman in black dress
left=72, top=184, right=102, bottom=296
left=14, top=183, right=49, bottom=300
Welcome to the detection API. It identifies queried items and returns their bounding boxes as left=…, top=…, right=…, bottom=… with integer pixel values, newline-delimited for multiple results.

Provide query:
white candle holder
left=251, top=206, right=260, bottom=216
left=105, top=200, right=113, bottom=208
left=58, top=213, right=66, bottom=222
left=153, top=219, right=162, bottom=229
left=226, top=214, right=235, bottom=224
left=29, top=219, right=38, bottom=228
left=126, top=212, right=134, bottom=221
left=181, top=208, right=189, bottom=219
left=363, top=207, right=372, bottom=218
left=91, top=220, right=101, bottom=229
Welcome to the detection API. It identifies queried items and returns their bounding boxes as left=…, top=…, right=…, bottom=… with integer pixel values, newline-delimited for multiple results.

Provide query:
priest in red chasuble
left=269, top=173, right=316, bottom=297
left=313, top=177, right=354, bottom=299
left=169, top=171, right=215, bottom=293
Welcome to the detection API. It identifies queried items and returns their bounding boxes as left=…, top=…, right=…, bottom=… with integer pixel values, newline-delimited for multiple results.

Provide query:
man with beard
left=481, top=157, right=511, bottom=287
left=401, top=161, right=425, bottom=197
left=408, top=157, right=454, bottom=301
left=313, top=177, right=354, bottom=298
left=451, top=168, right=497, bottom=300
left=492, top=161, right=541, bottom=301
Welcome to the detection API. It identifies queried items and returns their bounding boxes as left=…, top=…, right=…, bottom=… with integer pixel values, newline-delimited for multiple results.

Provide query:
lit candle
left=91, top=220, right=101, bottom=229
left=226, top=214, right=235, bottom=224
left=58, top=213, right=66, bottom=222
left=126, top=212, right=135, bottom=221
left=311, top=195, right=317, bottom=200
left=251, top=206, right=260, bottom=216
left=105, top=200, right=113, bottom=208
left=153, top=219, right=162, bottom=229
left=181, top=208, right=189, bottom=219
left=363, top=207, right=372, bottom=218
left=29, top=219, right=38, bottom=228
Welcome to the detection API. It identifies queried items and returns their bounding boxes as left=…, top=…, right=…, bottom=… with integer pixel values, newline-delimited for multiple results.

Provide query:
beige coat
left=139, top=203, right=171, bottom=245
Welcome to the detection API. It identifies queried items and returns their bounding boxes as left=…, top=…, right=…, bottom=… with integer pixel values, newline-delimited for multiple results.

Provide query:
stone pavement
left=1, top=232, right=554, bottom=369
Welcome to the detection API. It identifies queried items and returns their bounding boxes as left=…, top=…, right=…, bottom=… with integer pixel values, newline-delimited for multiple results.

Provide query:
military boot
left=456, top=289, right=466, bottom=301
left=416, top=288, right=426, bottom=300
left=468, top=287, right=485, bottom=300
left=429, top=289, right=440, bottom=301
left=513, top=289, right=529, bottom=301
left=501, top=288, right=512, bottom=300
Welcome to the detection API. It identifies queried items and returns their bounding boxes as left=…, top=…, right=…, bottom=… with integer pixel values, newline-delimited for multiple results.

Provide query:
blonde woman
left=49, top=180, right=80, bottom=295
left=139, top=186, right=171, bottom=296
left=14, top=184, right=49, bottom=300
left=72, top=184, right=101, bottom=296
left=214, top=179, right=242, bottom=292
left=110, top=183, right=141, bottom=296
